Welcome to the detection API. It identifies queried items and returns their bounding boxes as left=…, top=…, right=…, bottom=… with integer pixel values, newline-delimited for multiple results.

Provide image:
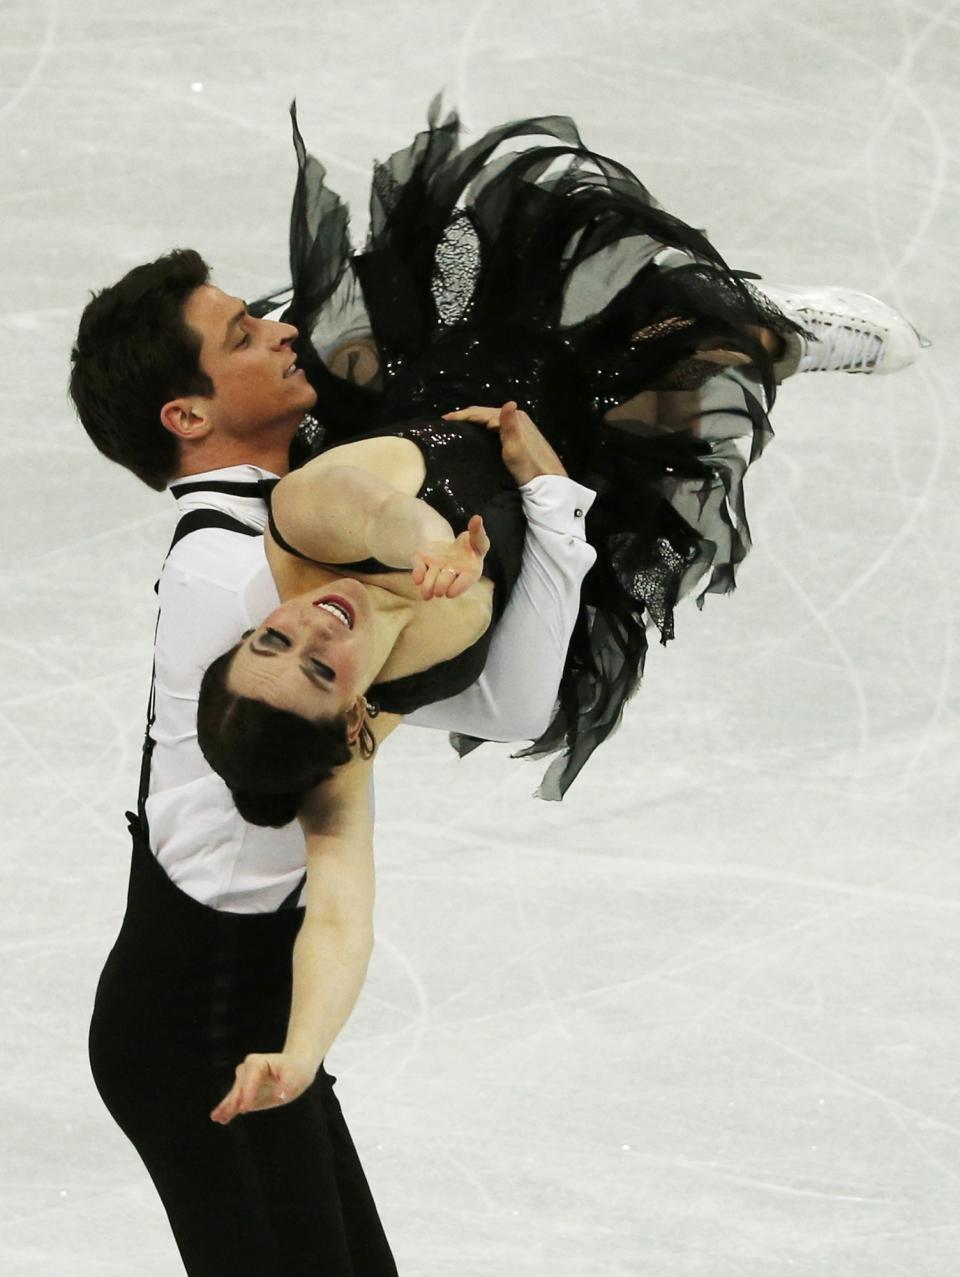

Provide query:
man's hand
left=411, top=514, right=489, bottom=600
left=442, top=401, right=567, bottom=486
left=210, top=1051, right=317, bottom=1124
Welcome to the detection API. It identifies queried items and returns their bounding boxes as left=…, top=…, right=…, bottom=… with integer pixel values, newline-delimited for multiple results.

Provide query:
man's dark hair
left=69, top=248, right=215, bottom=490
left=197, top=645, right=355, bottom=827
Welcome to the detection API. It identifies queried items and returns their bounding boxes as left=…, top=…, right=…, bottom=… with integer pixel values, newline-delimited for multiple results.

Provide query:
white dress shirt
left=147, top=463, right=595, bottom=912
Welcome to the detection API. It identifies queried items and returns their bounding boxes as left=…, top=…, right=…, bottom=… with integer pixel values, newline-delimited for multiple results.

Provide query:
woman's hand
left=442, top=400, right=567, bottom=486
left=411, top=514, right=490, bottom=600
left=210, top=1051, right=317, bottom=1125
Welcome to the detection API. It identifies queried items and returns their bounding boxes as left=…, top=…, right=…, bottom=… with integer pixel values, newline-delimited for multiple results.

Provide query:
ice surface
left=2, top=0, right=958, bottom=1272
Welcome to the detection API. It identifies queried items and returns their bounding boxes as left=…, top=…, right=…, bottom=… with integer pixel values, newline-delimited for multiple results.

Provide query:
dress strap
left=265, top=484, right=399, bottom=576
left=265, top=501, right=314, bottom=563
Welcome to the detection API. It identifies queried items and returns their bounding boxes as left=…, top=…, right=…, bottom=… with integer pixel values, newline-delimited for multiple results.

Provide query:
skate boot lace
left=801, top=310, right=884, bottom=372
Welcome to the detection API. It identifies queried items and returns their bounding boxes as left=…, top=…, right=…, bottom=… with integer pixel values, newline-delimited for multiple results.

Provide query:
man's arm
left=406, top=404, right=597, bottom=741
left=406, top=475, right=596, bottom=739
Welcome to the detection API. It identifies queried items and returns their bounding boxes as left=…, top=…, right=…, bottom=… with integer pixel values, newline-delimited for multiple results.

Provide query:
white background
left=2, top=1, right=958, bottom=1272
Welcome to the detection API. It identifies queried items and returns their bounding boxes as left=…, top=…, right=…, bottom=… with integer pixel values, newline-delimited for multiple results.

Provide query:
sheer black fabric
left=284, top=100, right=801, bottom=797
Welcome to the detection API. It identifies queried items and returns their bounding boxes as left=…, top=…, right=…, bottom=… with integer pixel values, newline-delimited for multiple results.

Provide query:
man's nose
left=268, top=320, right=299, bottom=347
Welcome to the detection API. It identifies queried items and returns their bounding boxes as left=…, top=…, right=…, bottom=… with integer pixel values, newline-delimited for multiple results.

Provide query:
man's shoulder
left=161, top=464, right=274, bottom=579
left=156, top=524, right=280, bottom=656
left=162, top=522, right=268, bottom=589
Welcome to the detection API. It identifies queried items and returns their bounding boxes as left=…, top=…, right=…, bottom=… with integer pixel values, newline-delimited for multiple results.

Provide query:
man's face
left=182, top=284, right=317, bottom=441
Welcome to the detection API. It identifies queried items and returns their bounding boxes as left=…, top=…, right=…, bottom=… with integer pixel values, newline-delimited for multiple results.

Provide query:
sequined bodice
left=315, top=416, right=526, bottom=715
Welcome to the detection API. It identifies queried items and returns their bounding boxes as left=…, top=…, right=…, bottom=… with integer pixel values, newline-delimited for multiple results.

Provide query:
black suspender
left=169, top=479, right=270, bottom=499
left=151, top=508, right=264, bottom=596
left=138, top=507, right=260, bottom=827
left=136, top=498, right=308, bottom=911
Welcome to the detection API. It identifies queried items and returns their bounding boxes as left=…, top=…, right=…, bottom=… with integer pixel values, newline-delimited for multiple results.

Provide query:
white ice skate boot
left=754, top=283, right=930, bottom=379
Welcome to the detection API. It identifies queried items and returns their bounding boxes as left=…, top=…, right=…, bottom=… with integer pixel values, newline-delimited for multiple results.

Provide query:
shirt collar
left=168, top=463, right=278, bottom=490
left=168, top=464, right=278, bottom=527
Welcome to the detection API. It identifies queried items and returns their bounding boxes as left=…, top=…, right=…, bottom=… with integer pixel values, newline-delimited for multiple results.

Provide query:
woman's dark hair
left=197, top=645, right=355, bottom=827
left=69, top=248, right=215, bottom=491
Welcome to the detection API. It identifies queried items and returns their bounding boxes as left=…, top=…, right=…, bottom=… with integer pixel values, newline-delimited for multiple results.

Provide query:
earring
left=357, top=720, right=376, bottom=760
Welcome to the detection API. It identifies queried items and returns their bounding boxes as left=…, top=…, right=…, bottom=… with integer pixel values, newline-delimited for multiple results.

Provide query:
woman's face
left=227, top=579, right=377, bottom=721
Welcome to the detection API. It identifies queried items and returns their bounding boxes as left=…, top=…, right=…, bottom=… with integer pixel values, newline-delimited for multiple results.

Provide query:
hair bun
left=231, top=787, right=301, bottom=829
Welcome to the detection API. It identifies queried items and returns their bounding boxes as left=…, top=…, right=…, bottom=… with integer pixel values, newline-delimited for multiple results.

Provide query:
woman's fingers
left=466, top=514, right=490, bottom=559
left=420, top=560, right=470, bottom=600
left=413, top=517, right=488, bottom=600
left=211, top=1056, right=281, bottom=1123
left=210, top=1085, right=238, bottom=1124
left=211, top=1075, right=245, bottom=1124
left=240, top=1057, right=274, bottom=1111
left=231, top=1058, right=264, bottom=1114
left=418, top=563, right=444, bottom=600
left=209, top=1053, right=307, bottom=1125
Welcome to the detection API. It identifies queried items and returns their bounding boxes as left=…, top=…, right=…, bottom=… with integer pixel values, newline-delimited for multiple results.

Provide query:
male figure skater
left=72, top=246, right=605, bottom=1276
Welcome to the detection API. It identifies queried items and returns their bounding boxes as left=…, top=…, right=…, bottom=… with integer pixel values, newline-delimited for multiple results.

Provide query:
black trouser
left=89, top=818, right=398, bottom=1276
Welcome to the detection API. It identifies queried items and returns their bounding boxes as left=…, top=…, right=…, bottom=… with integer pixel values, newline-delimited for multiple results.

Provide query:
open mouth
left=312, top=595, right=354, bottom=629
left=283, top=360, right=302, bottom=379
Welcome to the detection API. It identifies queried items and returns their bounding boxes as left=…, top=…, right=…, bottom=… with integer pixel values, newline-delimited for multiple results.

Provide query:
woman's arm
left=271, top=460, right=488, bottom=599
left=272, top=459, right=453, bottom=568
left=209, top=727, right=398, bottom=1124
left=281, top=768, right=377, bottom=1065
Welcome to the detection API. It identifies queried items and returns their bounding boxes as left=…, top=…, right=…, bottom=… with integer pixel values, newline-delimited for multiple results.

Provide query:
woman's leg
left=603, top=323, right=784, bottom=434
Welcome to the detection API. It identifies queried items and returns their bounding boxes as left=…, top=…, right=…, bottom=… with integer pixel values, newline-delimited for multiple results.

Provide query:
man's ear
left=160, top=397, right=212, bottom=441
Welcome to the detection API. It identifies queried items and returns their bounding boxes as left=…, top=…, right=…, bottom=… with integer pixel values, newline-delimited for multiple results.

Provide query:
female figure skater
left=201, top=101, right=924, bottom=809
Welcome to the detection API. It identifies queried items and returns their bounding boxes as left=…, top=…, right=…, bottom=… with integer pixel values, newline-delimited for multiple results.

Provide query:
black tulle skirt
left=281, top=99, right=801, bottom=797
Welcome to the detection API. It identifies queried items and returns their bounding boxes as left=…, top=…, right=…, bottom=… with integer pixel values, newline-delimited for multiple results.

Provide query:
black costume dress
left=281, top=102, right=800, bottom=796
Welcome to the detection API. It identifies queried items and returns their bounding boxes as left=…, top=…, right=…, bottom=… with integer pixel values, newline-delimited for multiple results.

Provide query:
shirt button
left=574, top=508, right=584, bottom=518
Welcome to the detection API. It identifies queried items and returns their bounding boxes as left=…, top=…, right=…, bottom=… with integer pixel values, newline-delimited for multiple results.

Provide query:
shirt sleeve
left=405, top=475, right=597, bottom=740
